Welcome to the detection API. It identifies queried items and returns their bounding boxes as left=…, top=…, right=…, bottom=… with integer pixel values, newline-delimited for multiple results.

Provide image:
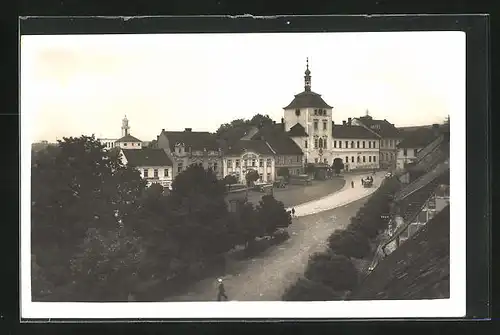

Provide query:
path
left=165, top=172, right=385, bottom=302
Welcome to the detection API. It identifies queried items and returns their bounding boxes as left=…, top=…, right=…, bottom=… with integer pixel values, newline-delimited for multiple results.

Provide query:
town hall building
left=281, top=59, right=380, bottom=170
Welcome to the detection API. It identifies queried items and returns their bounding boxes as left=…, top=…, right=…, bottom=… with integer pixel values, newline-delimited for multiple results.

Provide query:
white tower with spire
left=122, top=115, right=130, bottom=137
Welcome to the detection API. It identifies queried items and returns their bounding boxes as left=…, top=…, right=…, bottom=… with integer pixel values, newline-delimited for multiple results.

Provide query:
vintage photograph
left=21, top=30, right=464, bottom=318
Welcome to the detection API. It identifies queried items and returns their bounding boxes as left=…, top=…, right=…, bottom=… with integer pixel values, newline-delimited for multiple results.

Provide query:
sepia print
left=22, top=30, right=464, bottom=318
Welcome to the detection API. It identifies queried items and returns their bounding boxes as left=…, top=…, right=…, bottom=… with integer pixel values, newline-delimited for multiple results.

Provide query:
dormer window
left=295, top=109, right=301, bottom=116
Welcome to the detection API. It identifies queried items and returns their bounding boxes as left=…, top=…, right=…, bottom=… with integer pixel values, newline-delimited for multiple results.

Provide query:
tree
left=332, top=158, right=344, bottom=176
left=304, top=163, right=316, bottom=177
left=245, top=169, right=260, bottom=186
left=216, top=114, right=274, bottom=138
left=31, top=135, right=147, bottom=301
left=147, top=139, right=158, bottom=148
left=256, top=195, right=292, bottom=236
left=304, top=252, right=359, bottom=292
left=327, top=229, right=371, bottom=259
left=282, top=277, right=342, bottom=301
left=223, top=174, right=238, bottom=188
left=277, top=167, right=290, bottom=181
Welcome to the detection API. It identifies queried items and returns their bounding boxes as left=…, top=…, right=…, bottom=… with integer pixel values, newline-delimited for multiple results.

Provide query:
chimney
left=332, top=120, right=334, bottom=125
left=162, top=128, right=165, bottom=133
left=348, top=117, right=352, bottom=126
left=281, top=118, right=284, bottom=124
left=273, top=121, right=276, bottom=125
left=185, top=128, right=192, bottom=132
left=342, top=120, right=347, bottom=126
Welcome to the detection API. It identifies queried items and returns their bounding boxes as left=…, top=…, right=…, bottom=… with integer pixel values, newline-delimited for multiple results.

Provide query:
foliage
left=332, top=158, right=344, bottom=175
left=147, top=139, right=158, bottom=148
left=304, top=252, right=359, bottom=292
left=245, top=169, right=260, bottom=186
left=31, top=135, right=147, bottom=301
left=216, top=114, right=274, bottom=137
left=282, top=277, right=342, bottom=301
left=223, top=174, right=238, bottom=186
left=327, top=229, right=371, bottom=259
left=256, top=195, right=292, bottom=236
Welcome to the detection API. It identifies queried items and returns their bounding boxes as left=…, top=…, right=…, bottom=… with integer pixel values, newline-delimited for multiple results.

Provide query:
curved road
left=165, top=172, right=385, bottom=302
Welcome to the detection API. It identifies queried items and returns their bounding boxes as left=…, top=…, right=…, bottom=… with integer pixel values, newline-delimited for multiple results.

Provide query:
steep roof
left=350, top=206, right=450, bottom=300
left=332, top=124, right=379, bottom=139
left=397, top=128, right=440, bottom=149
left=251, top=124, right=304, bottom=155
left=283, top=91, right=333, bottom=110
left=225, top=139, right=274, bottom=156
left=121, top=148, right=173, bottom=167
left=116, top=134, right=142, bottom=143
left=287, top=123, right=309, bottom=137
left=162, top=130, right=219, bottom=151
left=355, top=116, right=401, bottom=138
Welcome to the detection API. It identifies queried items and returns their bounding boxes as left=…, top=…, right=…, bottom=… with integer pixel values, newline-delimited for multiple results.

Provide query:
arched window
left=357, top=156, right=361, bottom=163
left=318, top=138, right=323, bottom=148
left=323, top=137, right=327, bottom=149
left=351, top=141, right=355, bottom=148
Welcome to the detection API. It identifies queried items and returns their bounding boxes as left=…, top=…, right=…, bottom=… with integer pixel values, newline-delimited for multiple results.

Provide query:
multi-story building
left=120, top=148, right=174, bottom=188
left=222, top=139, right=276, bottom=183
left=282, top=58, right=335, bottom=166
left=331, top=119, right=380, bottom=170
left=250, top=123, right=304, bottom=177
left=353, top=114, right=401, bottom=169
left=156, top=128, right=223, bottom=179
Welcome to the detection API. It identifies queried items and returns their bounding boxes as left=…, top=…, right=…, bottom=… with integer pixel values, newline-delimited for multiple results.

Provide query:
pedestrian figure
left=216, top=278, right=228, bottom=301
left=351, top=181, right=354, bottom=188
left=291, top=208, right=296, bottom=218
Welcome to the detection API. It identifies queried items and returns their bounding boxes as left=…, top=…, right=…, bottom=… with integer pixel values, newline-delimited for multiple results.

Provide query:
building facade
left=120, top=147, right=174, bottom=188
left=222, top=140, right=276, bottom=183
left=353, top=114, right=401, bottom=169
left=395, top=127, right=441, bottom=171
left=282, top=58, right=335, bottom=166
left=331, top=119, right=380, bottom=170
left=156, top=128, right=223, bottom=179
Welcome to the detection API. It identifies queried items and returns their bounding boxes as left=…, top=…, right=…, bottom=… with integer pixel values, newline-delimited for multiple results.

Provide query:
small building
left=115, top=134, right=143, bottom=150
left=120, top=148, right=174, bottom=188
left=98, top=115, right=142, bottom=150
left=396, top=126, right=441, bottom=171
left=222, top=139, right=276, bottom=184
left=331, top=119, right=380, bottom=171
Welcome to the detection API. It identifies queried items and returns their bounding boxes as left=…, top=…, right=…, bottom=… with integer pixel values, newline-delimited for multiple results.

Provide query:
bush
left=327, top=229, right=371, bottom=259
left=270, top=229, right=290, bottom=245
left=282, top=277, right=342, bottom=301
left=347, top=216, right=379, bottom=239
left=304, top=252, right=359, bottom=292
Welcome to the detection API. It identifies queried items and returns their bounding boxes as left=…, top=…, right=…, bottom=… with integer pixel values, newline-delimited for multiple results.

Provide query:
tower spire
left=122, top=115, right=130, bottom=137
left=304, top=57, right=311, bottom=92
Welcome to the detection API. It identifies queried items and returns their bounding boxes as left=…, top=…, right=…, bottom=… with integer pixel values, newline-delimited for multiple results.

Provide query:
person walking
left=291, top=207, right=296, bottom=218
left=216, top=278, right=228, bottom=301
left=351, top=180, right=354, bottom=188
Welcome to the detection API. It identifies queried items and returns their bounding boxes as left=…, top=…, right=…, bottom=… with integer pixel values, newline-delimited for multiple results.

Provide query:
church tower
left=282, top=58, right=334, bottom=165
left=122, top=115, right=130, bottom=137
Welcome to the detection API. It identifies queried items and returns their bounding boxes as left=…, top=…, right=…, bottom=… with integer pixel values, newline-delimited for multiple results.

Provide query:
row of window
left=143, top=168, right=169, bottom=178
left=276, top=155, right=302, bottom=164
left=311, top=155, right=378, bottom=164
left=333, top=140, right=377, bottom=149
left=313, top=120, right=328, bottom=131
left=226, top=158, right=273, bottom=168
left=402, top=148, right=419, bottom=156
left=176, top=162, right=219, bottom=173
left=381, top=139, right=396, bottom=148
left=123, top=142, right=141, bottom=147
left=382, top=152, right=396, bottom=161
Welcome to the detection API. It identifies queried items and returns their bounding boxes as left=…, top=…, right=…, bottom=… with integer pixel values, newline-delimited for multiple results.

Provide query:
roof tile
left=121, top=148, right=173, bottom=167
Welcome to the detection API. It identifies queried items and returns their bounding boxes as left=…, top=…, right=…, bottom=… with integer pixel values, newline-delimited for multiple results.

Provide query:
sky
left=21, top=31, right=465, bottom=143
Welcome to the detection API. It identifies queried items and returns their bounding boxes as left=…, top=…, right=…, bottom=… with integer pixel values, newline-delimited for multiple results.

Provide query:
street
left=164, top=172, right=385, bottom=301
